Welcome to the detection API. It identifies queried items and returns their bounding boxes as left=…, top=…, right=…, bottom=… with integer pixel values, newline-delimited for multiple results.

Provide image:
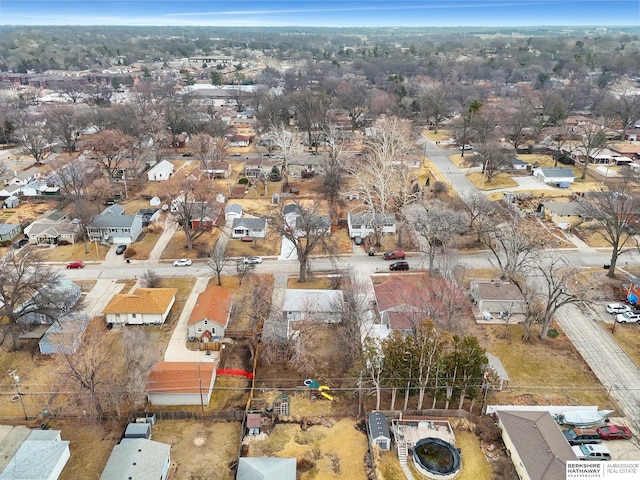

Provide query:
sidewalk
left=146, top=215, right=179, bottom=263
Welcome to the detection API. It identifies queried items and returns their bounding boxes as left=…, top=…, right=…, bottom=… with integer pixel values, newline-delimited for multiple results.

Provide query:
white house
left=347, top=212, right=396, bottom=239
left=146, top=361, right=218, bottom=406
left=2, top=167, right=40, bottom=186
left=282, top=289, right=343, bottom=337
left=532, top=167, right=575, bottom=188
left=146, top=159, right=174, bottom=181
left=231, top=217, right=268, bottom=238
left=103, top=288, right=177, bottom=326
left=86, top=214, right=143, bottom=244
left=224, top=203, right=243, bottom=222
left=187, top=286, right=233, bottom=340
left=101, top=439, right=171, bottom=480
left=24, top=210, right=80, bottom=246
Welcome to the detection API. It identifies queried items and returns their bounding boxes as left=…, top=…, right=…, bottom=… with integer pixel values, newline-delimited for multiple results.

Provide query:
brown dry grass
left=287, top=276, right=332, bottom=289
left=35, top=241, right=111, bottom=263
left=224, top=235, right=281, bottom=258
left=128, top=228, right=163, bottom=260
left=377, top=450, right=405, bottom=480
left=455, top=431, right=493, bottom=480
left=482, top=324, right=616, bottom=409
left=466, top=172, right=519, bottom=190
left=152, top=420, right=242, bottom=480
left=73, top=280, right=97, bottom=293
left=160, top=228, right=222, bottom=259
left=2, top=201, right=54, bottom=225
left=611, top=324, right=640, bottom=368
left=575, top=221, right=636, bottom=249
left=248, top=418, right=368, bottom=480
left=424, top=129, right=453, bottom=143
left=57, top=419, right=126, bottom=480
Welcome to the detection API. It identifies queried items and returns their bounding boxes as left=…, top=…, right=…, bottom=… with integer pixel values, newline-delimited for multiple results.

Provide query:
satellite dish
left=150, top=196, right=161, bottom=206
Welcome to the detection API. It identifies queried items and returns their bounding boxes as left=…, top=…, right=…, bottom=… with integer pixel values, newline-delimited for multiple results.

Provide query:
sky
left=0, top=1, right=638, bottom=27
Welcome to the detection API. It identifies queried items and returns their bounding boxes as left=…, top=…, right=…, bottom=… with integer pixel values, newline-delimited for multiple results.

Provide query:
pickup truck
left=383, top=250, right=406, bottom=260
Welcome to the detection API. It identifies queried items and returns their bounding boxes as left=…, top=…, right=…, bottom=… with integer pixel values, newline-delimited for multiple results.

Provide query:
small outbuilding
left=368, top=411, right=391, bottom=451
left=124, top=422, right=151, bottom=440
left=532, top=167, right=575, bottom=188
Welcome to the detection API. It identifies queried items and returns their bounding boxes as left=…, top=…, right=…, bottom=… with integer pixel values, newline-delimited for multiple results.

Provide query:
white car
left=459, top=144, right=473, bottom=151
left=606, top=303, right=630, bottom=314
left=616, top=311, right=640, bottom=324
left=243, top=256, right=263, bottom=264
left=173, top=258, right=192, bottom=267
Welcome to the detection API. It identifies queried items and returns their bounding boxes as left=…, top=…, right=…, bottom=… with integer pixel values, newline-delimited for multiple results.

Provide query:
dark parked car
left=13, top=237, right=29, bottom=249
left=389, top=261, right=409, bottom=271
left=383, top=250, right=406, bottom=260
left=563, top=428, right=601, bottom=445
left=115, top=245, right=127, bottom=255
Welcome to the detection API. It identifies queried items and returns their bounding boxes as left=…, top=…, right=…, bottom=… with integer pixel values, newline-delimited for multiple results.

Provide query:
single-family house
left=203, top=161, right=232, bottom=179
left=100, top=439, right=171, bottom=480
left=496, top=410, right=577, bottom=480
left=282, top=203, right=301, bottom=229
left=347, top=212, right=396, bottom=239
left=3, top=167, right=40, bottom=186
left=18, top=277, right=82, bottom=325
left=232, top=217, right=268, bottom=239
left=230, top=134, right=251, bottom=147
left=0, top=224, right=21, bottom=243
left=103, top=288, right=177, bottom=326
left=374, top=278, right=425, bottom=332
left=287, top=155, right=324, bottom=178
left=244, top=158, right=265, bottom=178
left=0, top=184, right=21, bottom=198
left=189, top=203, right=223, bottom=230
left=146, top=361, right=218, bottom=406
left=0, top=427, right=70, bottom=480
left=368, top=412, right=391, bottom=451
left=86, top=214, right=143, bottom=244
left=187, top=286, right=233, bottom=341
left=283, top=289, right=343, bottom=337
left=38, top=313, right=90, bottom=355
left=19, top=179, right=49, bottom=197
left=225, top=204, right=243, bottom=222
left=236, top=458, right=297, bottom=480
left=540, top=201, right=587, bottom=229
left=470, top=279, right=527, bottom=315
left=3, top=196, right=19, bottom=208
left=485, top=353, right=511, bottom=391
left=623, top=128, right=640, bottom=142
left=531, top=167, right=575, bottom=188
left=610, top=142, right=640, bottom=161
left=24, top=210, right=80, bottom=245
left=511, top=158, right=530, bottom=171
left=303, top=215, right=332, bottom=237
left=146, top=159, right=174, bottom=181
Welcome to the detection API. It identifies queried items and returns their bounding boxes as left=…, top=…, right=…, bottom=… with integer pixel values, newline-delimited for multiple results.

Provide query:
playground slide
left=318, top=385, right=334, bottom=401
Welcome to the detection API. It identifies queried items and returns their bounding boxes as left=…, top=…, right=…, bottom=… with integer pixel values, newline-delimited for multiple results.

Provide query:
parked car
left=389, top=261, right=409, bottom=271
left=597, top=425, right=633, bottom=440
left=182, top=152, right=193, bottom=157
left=571, top=444, right=611, bottom=461
left=243, top=256, right=263, bottom=264
left=115, top=245, right=127, bottom=255
left=615, top=311, right=640, bottom=324
left=173, top=258, right=192, bottom=267
left=563, top=428, right=601, bottom=445
left=66, top=261, right=85, bottom=269
left=606, top=303, right=631, bottom=314
left=383, top=250, right=406, bottom=260
left=103, top=197, right=119, bottom=205
left=459, top=144, right=473, bottom=151
left=13, top=237, right=29, bottom=249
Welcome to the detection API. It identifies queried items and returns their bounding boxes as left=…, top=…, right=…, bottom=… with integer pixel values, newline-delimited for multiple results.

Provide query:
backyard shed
left=124, top=422, right=151, bottom=440
left=368, top=412, right=391, bottom=451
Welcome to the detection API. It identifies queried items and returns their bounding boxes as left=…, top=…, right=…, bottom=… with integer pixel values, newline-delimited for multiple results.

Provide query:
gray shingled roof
left=0, top=224, right=20, bottom=235
left=236, top=457, right=296, bottom=480
left=232, top=217, right=267, bottom=230
left=100, top=439, right=171, bottom=480
left=368, top=412, right=390, bottom=440
left=89, top=214, right=139, bottom=228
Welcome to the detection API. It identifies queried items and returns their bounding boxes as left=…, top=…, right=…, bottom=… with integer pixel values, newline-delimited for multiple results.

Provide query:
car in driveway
left=606, top=303, right=631, bottom=314
left=563, top=428, right=601, bottom=445
left=571, top=444, right=611, bottom=461
left=616, top=311, right=640, bottom=323
left=243, top=256, right=263, bottom=264
left=173, top=258, right=192, bottom=267
left=459, top=144, right=473, bottom=151
left=383, top=250, right=405, bottom=260
left=597, top=425, right=633, bottom=440
left=66, top=261, right=85, bottom=269
left=115, top=245, right=127, bottom=255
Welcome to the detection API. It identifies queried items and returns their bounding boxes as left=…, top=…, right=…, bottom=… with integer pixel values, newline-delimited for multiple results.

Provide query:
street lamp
left=9, top=370, right=28, bottom=420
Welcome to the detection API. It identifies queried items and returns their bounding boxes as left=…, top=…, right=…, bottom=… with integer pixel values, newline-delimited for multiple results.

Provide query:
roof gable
left=236, top=457, right=296, bottom=480
left=102, top=288, right=177, bottom=314
left=187, top=286, right=233, bottom=327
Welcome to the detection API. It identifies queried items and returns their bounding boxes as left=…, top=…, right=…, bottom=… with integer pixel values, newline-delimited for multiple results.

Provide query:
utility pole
left=9, top=371, right=27, bottom=420
left=198, top=364, right=205, bottom=415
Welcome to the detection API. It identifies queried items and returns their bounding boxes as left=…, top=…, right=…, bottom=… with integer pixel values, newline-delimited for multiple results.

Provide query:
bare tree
left=335, top=81, right=369, bottom=130
left=279, top=199, right=334, bottom=283
left=88, top=129, right=135, bottom=179
left=333, top=271, right=370, bottom=368
left=0, top=250, right=65, bottom=350
left=320, top=122, right=347, bottom=221
left=44, top=106, right=88, bottom=153
left=534, top=254, right=589, bottom=340
left=120, top=328, right=160, bottom=413
left=577, top=181, right=640, bottom=278
left=208, top=241, right=231, bottom=286
left=479, top=216, right=541, bottom=281
left=574, top=123, right=608, bottom=180
left=17, top=122, right=52, bottom=164
left=235, top=262, right=255, bottom=286
left=418, top=83, right=455, bottom=133
left=140, top=270, right=161, bottom=288
left=412, top=199, right=468, bottom=273
left=361, top=336, right=385, bottom=411
left=235, top=276, right=272, bottom=361
left=467, top=141, right=512, bottom=183
left=459, top=191, right=505, bottom=242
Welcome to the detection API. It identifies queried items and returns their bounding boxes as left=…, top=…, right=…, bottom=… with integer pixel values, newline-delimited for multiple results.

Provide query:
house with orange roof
left=146, top=361, right=218, bottom=406
left=187, top=286, right=233, bottom=340
left=103, top=288, right=177, bottom=326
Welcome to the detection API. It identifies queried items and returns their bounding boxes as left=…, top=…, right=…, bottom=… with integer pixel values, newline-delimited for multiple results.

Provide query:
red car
left=383, top=250, right=406, bottom=260
left=66, top=261, right=85, bottom=269
left=597, top=425, right=633, bottom=440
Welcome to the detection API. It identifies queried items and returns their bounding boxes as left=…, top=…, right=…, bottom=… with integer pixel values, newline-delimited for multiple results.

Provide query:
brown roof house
left=103, top=288, right=177, bottom=326
left=470, top=279, right=527, bottom=316
left=146, top=361, right=218, bottom=406
left=374, top=278, right=426, bottom=332
left=187, top=286, right=233, bottom=341
left=496, top=410, right=577, bottom=480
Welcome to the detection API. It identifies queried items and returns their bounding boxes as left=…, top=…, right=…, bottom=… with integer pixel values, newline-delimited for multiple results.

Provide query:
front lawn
left=466, top=172, right=519, bottom=190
